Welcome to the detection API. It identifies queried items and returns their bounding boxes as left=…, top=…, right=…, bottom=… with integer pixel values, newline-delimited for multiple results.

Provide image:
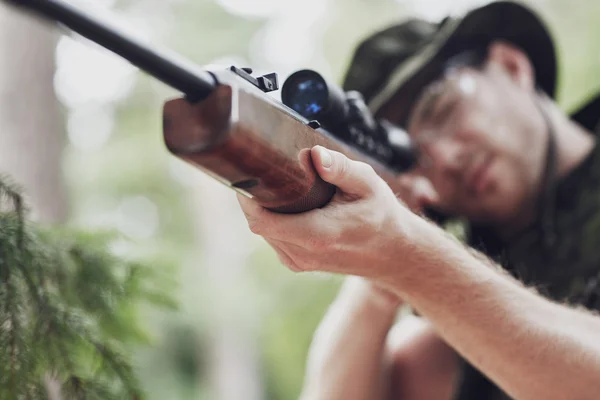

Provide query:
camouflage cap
left=341, top=1, right=557, bottom=128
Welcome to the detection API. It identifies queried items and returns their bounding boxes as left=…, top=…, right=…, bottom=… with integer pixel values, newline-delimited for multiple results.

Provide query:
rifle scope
left=281, top=70, right=417, bottom=171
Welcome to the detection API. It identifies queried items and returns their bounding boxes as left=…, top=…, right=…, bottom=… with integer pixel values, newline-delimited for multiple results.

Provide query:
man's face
left=400, top=49, right=547, bottom=225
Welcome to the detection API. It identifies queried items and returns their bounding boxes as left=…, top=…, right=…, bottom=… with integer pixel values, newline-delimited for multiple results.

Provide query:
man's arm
left=299, top=277, right=399, bottom=400
left=384, top=221, right=600, bottom=400
left=387, top=317, right=459, bottom=400
left=300, top=277, right=459, bottom=400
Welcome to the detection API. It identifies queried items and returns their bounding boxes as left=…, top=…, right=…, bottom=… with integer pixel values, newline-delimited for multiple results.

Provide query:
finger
left=311, top=146, right=380, bottom=199
left=237, top=193, right=338, bottom=245
left=237, top=193, right=264, bottom=219
left=264, top=238, right=303, bottom=272
left=237, top=193, right=277, bottom=236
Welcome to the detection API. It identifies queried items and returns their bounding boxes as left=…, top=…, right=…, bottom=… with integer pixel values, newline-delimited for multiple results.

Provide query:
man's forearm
left=385, top=221, right=600, bottom=400
left=300, top=278, right=400, bottom=400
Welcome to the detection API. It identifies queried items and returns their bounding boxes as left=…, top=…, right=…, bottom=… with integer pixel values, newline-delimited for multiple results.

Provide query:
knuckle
left=296, top=256, right=323, bottom=272
left=282, top=257, right=304, bottom=273
left=335, top=156, right=350, bottom=177
left=277, top=255, right=292, bottom=268
left=303, top=261, right=319, bottom=272
left=358, top=162, right=376, bottom=176
left=273, top=244, right=306, bottom=273
left=288, top=263, right=303, bottom=273
left=247, top=218, right=264, bottom=235
left=273, top=248, right=296, bottom=270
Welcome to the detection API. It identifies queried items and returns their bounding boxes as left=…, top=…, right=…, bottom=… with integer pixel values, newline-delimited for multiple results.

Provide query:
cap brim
left=369, top=1, right=557, bottom=128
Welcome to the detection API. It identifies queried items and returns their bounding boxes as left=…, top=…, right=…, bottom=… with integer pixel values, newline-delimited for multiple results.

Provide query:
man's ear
left=487, top=40, right=535, bottom=91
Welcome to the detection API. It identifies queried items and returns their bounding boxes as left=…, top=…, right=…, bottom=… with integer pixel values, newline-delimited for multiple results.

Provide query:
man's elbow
left=387, top=316, right=459, bottom=400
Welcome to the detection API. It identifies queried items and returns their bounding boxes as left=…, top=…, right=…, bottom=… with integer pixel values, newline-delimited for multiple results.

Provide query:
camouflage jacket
left=456, top=94, right=600, bottom=400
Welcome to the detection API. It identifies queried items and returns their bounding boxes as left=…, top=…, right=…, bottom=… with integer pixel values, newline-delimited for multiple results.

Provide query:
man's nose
left=430, top=137, right=466, bottom=176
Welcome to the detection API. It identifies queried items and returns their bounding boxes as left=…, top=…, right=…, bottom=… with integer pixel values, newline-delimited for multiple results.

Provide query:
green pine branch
left=0, top=175, right=176, bottom=399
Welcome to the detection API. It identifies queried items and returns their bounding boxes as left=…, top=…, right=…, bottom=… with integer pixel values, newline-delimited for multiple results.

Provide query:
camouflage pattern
left=502, top=146, right=600, bottom=305
left=456, top=101, right=600, bottom=399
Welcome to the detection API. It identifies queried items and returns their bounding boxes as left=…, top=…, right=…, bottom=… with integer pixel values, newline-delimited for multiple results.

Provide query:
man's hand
left=237, top=145, right=421, bottom=278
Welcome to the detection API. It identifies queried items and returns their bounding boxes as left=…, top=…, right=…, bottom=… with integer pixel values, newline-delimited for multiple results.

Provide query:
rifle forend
left=3, top=0, right=411, bottom=213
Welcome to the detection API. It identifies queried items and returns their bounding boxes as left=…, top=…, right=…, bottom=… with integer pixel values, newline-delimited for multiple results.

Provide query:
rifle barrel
left=6, top=0, right=216, bottom=100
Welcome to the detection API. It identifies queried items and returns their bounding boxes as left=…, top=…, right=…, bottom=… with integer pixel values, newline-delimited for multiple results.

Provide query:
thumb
left=311, top=146, right=379, bottom=198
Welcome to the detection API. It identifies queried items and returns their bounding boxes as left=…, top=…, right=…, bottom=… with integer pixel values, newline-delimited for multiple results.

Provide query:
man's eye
left=417, top=129, right=437, bottom=143
left=417, top=152, right=433, bottom=170
left=431, top=96, right=457, bottom=125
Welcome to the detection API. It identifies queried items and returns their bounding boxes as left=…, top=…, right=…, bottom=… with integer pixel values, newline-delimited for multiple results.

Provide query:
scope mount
left=230, top=66, right=279, bottom=93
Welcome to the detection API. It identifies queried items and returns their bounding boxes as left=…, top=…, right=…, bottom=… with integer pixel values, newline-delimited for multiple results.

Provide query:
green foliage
left=0, top=176, right=174, bottom=399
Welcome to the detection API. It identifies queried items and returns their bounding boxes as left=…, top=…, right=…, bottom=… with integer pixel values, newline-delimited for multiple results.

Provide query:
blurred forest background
left=0, top=0, right=598, bottom=399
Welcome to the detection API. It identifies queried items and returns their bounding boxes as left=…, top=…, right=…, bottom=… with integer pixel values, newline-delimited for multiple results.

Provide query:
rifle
left=3, top=0, right=417, bottom=213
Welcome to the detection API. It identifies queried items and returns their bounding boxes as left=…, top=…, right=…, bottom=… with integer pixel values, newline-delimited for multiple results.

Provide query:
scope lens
left=281, top=71, right=329, bottom=118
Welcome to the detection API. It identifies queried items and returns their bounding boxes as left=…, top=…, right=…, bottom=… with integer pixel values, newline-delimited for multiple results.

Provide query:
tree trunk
left=0, top=4, right=66, bottom=399
left=0, top=4, right=67, bottom=224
